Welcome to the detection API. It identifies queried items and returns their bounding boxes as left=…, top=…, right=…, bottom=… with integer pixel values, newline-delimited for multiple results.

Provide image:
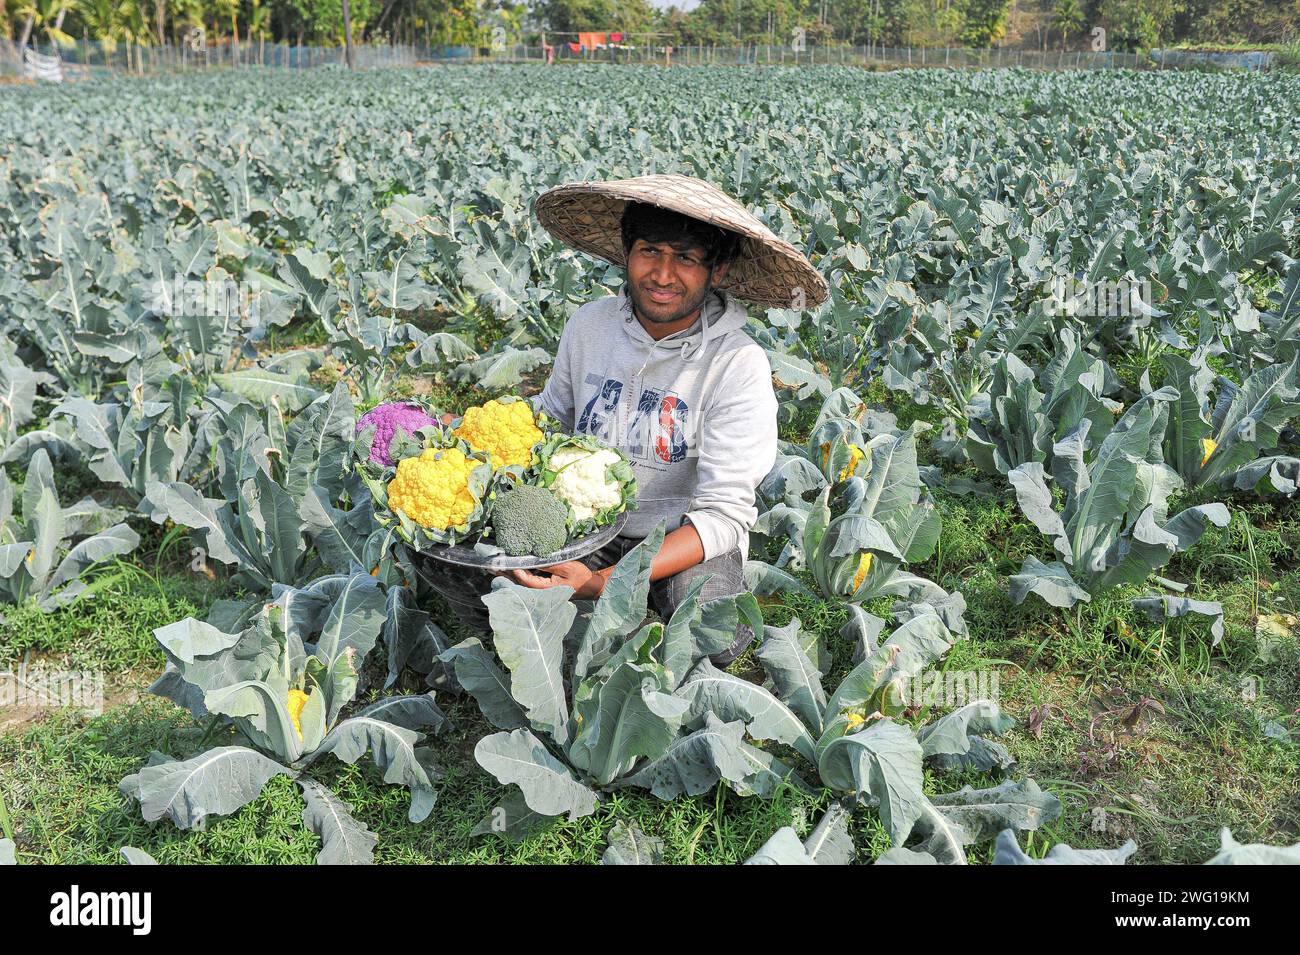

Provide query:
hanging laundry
left=609, top=32, right=624, bottom=43
left=577, top=32, right=606, bottom=51
left=568, top=42, right=581, bottom=54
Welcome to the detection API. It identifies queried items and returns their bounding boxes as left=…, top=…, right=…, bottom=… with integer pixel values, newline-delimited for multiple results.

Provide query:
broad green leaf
left=677, top=659, right=816, bottom=762
left=918, top=778, right=1063, bottom=848
left=817, top=718, right=924, bottom=845
left=744, top=827, right=818, bottom=865
left=299, top=779, right=377, bottom=865
left=439, top=638, right=528, bottom=730
left=352, top=693, right=449, bottom=734
left=994, top=830, right=1137, bottom=865
left=1009, top=555, right=1090, bottom=608
left=601, top=821, right=665, bottom=865
left=313, top=717, right=443, bottom=823
left=802, top=803, right=855, bottom=864
left=624, top=713, right=755, bottom=800
left=1131, top=595, right=1225, bottom=648
left=917, top=700, right=1016, bottom=765
left=42, top=523, right=139, bottom=599
left=120, top=746, right=293, bottom=831
left=483, top=580, right=576, bottom=746
left=1203, top=829, right=1300, bottom=865
left=470, top=788, right=557, bottom=842
left=153, top=618, right=244, bottom=664
left=312, top=572, right=386, bottom=669
left=573, top=523, right=664, bottom=682
left=213, top=368, right=322, bottom=413
left=756, top=617, right=826, bottom=736
left=568, top=661, right=689, bottom=786
left=474, top=728, right=598, bottom=821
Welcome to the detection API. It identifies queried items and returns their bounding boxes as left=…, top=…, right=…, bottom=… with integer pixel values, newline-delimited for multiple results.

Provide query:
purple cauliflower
left=357, top=402, right=439, bottom=467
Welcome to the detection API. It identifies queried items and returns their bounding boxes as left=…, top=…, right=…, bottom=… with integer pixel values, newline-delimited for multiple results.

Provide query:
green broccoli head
left=492, top=484, right=570, bottom=557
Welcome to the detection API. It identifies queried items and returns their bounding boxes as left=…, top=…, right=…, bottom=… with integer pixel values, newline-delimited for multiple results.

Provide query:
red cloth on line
left=567, top=42, right=580, bottom=53
left=610, top=32, right=623, bottom=43
left=577, top=31, right=606, bottom=50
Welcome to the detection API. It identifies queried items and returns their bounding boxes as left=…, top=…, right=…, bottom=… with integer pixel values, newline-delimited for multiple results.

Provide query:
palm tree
left=77, top=0, right=121, bottom=52
left=116, top=0, right=151, bottom=70
left=249, top=0, right=271, bottom=63
left=214, top=0, right=238, bottom=63
left=1053, top=0, right=1084, bottom=52
left=16, top=0, right=73, bottom=48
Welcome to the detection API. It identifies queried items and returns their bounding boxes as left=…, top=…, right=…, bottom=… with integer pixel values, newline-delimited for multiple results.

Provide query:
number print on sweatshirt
left=577, top=375, right=622, bottom=439
left=578, top=375, right=691, bottom=466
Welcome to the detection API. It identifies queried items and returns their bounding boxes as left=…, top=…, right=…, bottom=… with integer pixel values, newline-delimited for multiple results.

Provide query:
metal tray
left=416, top=512, right=629, bottom=571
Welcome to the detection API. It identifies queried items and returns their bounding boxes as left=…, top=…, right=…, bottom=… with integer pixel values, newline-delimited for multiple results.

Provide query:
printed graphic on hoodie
left=577, top=373, right=691, bottom=467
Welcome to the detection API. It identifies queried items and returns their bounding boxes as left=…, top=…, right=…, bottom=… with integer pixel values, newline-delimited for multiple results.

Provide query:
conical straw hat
left=533, top=173, right=828, bottom=309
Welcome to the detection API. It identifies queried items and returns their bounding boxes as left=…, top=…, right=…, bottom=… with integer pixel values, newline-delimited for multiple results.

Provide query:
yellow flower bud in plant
left=837, top=446, right=865, bottom=482
left=851, top=552, right=874, bottom=593
left=286, top=688, right=310, bottom=740
left=1200, top=437, right=1217, bottom=468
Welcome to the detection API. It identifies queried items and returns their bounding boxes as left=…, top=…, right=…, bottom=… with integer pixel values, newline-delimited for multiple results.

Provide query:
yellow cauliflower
left=838, top=446, right=865, bottom=482
left=844, top=711, right=866, bottom=731
left=286, top=688, right=310, bottom=740
left=851, top=552, right=874, bottom=593
left=820, top=441, right=865, bottom=482
left=453, top=399, right=542, bottom=470
left=1200, top=437, right=1217, bottom=468
left=386, top=446, right=481, bottom=530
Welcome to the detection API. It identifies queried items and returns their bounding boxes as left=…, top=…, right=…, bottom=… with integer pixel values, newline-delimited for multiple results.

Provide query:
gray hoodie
left=539, top=284, right=777, bottom=562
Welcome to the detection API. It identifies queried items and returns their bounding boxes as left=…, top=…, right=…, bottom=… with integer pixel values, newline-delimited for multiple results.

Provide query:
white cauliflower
left=549, top=447, right=623, bottom=522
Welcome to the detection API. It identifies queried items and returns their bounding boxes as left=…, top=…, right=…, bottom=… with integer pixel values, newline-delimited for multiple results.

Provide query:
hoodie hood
left=616, top=284, right=751, bottom=363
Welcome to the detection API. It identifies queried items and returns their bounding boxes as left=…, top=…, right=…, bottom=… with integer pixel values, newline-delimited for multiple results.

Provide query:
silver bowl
left=407, top=513, right=629, bottom=630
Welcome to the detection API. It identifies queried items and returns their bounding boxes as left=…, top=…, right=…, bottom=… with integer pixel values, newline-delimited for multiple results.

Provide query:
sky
left=649, top=0, right=701, bottom=9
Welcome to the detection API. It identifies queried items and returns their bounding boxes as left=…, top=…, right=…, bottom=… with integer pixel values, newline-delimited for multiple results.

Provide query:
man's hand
left=500, top=561, right=608, bottom=599
left=494, top=524, right=704, bottom=602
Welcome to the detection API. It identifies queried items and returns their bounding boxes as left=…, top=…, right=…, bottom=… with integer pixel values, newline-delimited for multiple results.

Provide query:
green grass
left=0, top=696, right=835, bottom=865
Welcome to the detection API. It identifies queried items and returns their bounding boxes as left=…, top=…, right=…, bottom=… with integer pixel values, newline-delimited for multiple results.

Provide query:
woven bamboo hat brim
left=533, top=174, right=829, bottom=309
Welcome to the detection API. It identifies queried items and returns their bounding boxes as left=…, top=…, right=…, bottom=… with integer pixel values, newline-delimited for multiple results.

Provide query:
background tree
left=1098, top=0, right=1175, bottom=50
left=1052, top=0, right=1084, bottom=49
left=957, top=0, right=1012, bottom=45
left=4, top=0, right=1297, bottom=51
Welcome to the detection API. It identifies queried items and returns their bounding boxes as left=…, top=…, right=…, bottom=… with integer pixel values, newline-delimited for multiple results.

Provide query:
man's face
left=625, top=237, right=731, bottom=327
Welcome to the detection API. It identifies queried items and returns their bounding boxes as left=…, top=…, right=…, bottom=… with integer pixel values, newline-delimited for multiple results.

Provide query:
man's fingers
left=506, top=568, right=551, bottom=589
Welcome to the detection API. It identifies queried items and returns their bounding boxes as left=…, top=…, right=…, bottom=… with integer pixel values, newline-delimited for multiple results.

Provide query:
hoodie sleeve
left=684, top=344, right=778, bottom=562
left=539, top=313, right=577, bottom=433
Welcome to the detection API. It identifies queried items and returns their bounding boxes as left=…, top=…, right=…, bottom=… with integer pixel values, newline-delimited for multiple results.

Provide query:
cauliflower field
left=1, top=64, right=1299, bottom=865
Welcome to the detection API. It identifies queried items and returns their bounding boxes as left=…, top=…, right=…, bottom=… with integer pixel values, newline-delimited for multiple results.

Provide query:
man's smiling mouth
left=645, top=287, right=680, bottom=303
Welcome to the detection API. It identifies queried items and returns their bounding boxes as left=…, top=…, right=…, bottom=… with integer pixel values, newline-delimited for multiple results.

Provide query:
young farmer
left=505, top=174, right=827, bottom=666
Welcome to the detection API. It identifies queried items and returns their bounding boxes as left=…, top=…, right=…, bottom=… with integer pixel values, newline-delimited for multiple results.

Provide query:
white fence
left=0, top=38, right=420, bottom=79
left=0, top=37, right=1275, bottom=82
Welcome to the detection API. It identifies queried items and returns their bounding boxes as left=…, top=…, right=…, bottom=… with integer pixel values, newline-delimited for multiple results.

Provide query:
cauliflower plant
left=357, top=401, right=440, bottom=467
left=530, top=432, right=635, bottom=529
left=387, top=446, right=483, bottom=531
left=453, top=398, right=542, bottom=470
left=546, top=445, right=630, bottom=523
